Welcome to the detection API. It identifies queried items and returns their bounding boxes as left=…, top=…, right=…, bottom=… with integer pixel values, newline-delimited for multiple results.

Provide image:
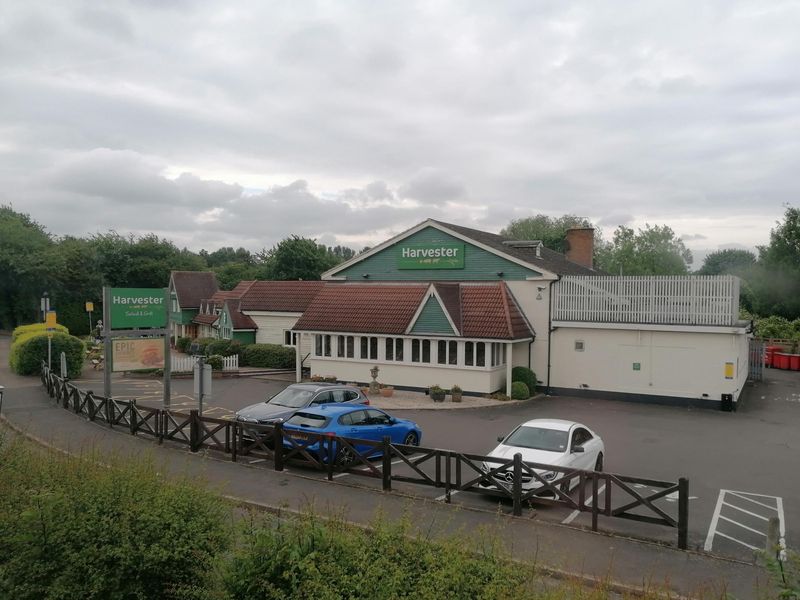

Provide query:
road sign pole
left=88, top=310, right=92, bottom=337
left=47, top=335, right=52, bottom=370
left=163, top=287, right=171, bottom=411
left=103, top=286, right=112, bottom=399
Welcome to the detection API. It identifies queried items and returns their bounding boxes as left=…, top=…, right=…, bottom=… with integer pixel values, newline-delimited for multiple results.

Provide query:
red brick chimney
left=564, top=228, right=594, bottom=269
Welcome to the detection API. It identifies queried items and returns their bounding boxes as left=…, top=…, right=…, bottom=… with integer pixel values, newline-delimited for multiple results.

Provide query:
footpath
left=0, top=339, right=770, bottom=599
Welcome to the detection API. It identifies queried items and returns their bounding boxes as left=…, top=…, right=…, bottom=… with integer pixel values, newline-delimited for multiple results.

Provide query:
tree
left=596, top=224, right=693, bottom=275
left=0, top=206, right=56, bottom=328
left=262, top=236, right=341, bottom=280
left=500, top=214, right=601, bottom=254
left=750, top=205, right=800, bottom=319
left=698, top=249, right=756, bottom=276
left=203, top=246, right=254, bottom=268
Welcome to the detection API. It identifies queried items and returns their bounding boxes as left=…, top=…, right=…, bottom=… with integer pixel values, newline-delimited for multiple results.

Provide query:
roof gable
left=408, top=294, right=457, bottom=336
left=170, top=271, right=219, bottom=309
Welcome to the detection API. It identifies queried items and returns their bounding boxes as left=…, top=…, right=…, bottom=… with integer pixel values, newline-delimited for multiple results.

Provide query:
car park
left=281, top=404, right=422, bottom=465
left=480, top=419, right=604, bottom=493
left=234, top=382, right=368, bottom=425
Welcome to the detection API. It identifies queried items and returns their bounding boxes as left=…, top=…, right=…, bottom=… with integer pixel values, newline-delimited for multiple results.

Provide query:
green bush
left=194, top=337, right=217, bottom=355
left=175, top=336, right=192, bottom=353
left=11, top=322, right=68, bottom=343
left=9, top=332, right=85, bottom=377
left=206, top=354, right=224, bottom=371
left=242, top=344, right=295, bottom=369
left=205, top=338, right=231, bottom=357
left=511, top=366, right=536, bottom=395
left=223, top=513, right=533, bottom=600
left=510, top=381, right=530, bottom=400
left=0, top=437, right=230, bottom=600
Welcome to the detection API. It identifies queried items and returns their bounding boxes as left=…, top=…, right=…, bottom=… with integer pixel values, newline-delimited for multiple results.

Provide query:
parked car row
left=235, top=384, right=605, bottom=487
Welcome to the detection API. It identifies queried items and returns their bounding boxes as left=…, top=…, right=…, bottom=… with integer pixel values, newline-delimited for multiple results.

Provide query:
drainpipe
left=546, top=277, right=558, bottom=395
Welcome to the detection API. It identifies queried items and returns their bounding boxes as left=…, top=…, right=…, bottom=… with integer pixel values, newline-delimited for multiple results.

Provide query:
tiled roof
left=432, top=220, right=599, bottom=276
left=171, top=271, right=219, bottom=309
left=294, top=284, right=429, bottom=334
left=459, top=282, right=534, bottom=339
left=193, top=313, right=218, bottom=325
left=240, top=281, right=326, bottom=312
left=294, top=283, right=533, bottom=340
left=225, top=299, right=258, bottom=330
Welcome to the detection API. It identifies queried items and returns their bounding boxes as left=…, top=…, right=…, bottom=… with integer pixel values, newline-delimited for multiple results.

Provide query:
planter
left=380, top=387, right=394, bottom=397
left=430, top=391, right=446, bottom=402
left=451, top=392, right=462, bottom=403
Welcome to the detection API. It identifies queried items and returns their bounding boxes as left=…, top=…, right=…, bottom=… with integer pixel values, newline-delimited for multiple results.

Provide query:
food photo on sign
left=112, top=339, right=165, bottom=372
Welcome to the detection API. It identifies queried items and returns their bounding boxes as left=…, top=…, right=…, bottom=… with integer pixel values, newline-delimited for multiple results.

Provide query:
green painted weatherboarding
left=410, top=296, right=457, bottom=335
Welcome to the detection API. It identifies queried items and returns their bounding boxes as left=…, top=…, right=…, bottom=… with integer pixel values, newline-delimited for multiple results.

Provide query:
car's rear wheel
left=594, top=453, right=604, bottom=472
left=337, top=446, right=356, bottom=467
left=403, top=431, right=419, bottom=446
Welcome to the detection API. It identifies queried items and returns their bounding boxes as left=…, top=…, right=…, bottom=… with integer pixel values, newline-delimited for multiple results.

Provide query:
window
left=337, top=335, right=345, bottom=357
left=339, top=410, right=365, bottom=426
left=571, top=428, right=593, bottom=449
left=465, top=341, right=474, bottom=366
left=284, top=330, right=298, bottom=346
left=311, top=391, right=333, bottom=404
left=386, top=338, right=404, bottom=361
left=437, top=340, right=458, bottom=365
left=331, top=389, right=359, bottom=403
left=422, top=339, right=430, bottom=362
left=411, top=339, right=430, bottom=363
left=315, top=334, right=323, bottom=356
left=575, top=340, right=585, bottom=352
left=365, top=409, right=392, bottom=425
left=490, top=342, right=506, bottom=367
left=475, top=342, right=485, bottom=367
left=346, top=336, right=354, bottom=358
left=323, top=334, right=332, bottom=357
left=360, top=336, right=377, bottom=360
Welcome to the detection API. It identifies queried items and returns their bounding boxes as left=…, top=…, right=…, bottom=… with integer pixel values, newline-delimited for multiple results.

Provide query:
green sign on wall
left=397, top=243, right=465, bottom=270
left=110, top=288, right=167, bottom=329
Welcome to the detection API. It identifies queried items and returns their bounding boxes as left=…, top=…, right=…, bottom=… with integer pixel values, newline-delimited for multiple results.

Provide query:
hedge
left=11, top=322, right=69, bottom=343
left=193, top=337, right=217, bottom=355
left=205, top=338, right=243, bottom=357
left=242, top=344, right=295, bottom=369
left=511, top=366, right=536, bottom=395
left=206, top=354, right=224, bottom=371
left=9, top=332, right=85, bottom=378
left=510, top=381, right=530, bottom=400
left=175, top=336, right=192, bottom=353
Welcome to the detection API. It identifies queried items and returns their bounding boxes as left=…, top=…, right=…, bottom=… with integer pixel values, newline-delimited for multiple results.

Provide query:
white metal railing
left=552, top=275, right=740, bottom=326
left=171, top=354, right=239, bottom=372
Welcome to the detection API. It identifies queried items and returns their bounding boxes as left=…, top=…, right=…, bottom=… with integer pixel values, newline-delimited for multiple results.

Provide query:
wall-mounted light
left=496, top=271, right=504, bottom=277
left=362, top=273, right=370, bottom=279
left=536, top=285, right=545, bottom=300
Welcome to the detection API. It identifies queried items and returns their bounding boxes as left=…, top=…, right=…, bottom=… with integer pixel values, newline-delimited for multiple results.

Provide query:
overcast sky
left=2, top=1, right=798, bottom=264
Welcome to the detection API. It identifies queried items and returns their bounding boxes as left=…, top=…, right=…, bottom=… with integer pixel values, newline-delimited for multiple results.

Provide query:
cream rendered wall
left=506, top=280, right=551, bottom=384
left=549, top=327, right=750, bottom=401
left=245, top=311, right=313, bottom=359
left=305, top=358, right=506, bottom=394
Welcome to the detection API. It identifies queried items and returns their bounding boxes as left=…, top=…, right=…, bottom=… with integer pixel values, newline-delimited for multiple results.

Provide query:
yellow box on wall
left=724, top=362, right=735, bottom=380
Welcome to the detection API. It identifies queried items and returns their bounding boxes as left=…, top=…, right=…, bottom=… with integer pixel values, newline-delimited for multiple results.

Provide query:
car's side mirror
left=497, top=435, right=505, bottom=443
left=572, top=446, right=585, bottom=453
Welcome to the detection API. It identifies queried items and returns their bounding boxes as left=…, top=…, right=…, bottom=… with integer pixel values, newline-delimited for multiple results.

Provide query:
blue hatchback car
left=281, top=404, right=422, bottom=465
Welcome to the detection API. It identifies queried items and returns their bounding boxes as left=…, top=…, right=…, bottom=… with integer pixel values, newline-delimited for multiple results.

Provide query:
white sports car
left=480, top=419, right=604, bottom=493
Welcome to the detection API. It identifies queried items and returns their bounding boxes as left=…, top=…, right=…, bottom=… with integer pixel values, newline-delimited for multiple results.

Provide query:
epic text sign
left=112, top=338, right=165, bottom=372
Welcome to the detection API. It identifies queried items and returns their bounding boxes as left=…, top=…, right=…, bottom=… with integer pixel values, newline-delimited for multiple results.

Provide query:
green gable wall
left=332, top=226, right=540, bottom=281
left=171, top=308, right=197, bottom=325
left=410, top=296, right=456, bottom=335
left=233, top=330, right=255, bottom=344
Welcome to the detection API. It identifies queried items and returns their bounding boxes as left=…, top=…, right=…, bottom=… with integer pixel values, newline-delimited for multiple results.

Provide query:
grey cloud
left=398, top=169, right=466, bottom=204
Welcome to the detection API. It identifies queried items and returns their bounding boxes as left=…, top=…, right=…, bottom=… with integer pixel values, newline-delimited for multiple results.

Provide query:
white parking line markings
left=562, top=484, right=606, bottom=524
left=332, top=458, right=406, bottom=479
left=704, top=489, right=785, bottom=555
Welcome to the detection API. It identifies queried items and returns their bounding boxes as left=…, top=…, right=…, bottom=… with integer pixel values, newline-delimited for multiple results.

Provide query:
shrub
left=510, top=381, right=530, bottom=400
left=11, top=322, right=69, bottom=343
left=511, top=366, right=536, bottom=395
left=206, top=354, right=224, bottom=371
left=223, top=513, right=533, bottom=600
left=175, top=336, right=192, bottom=353
left=0, top=437, right=230, bottom=600
left=206, top=338, right=232, bottom=357
left=195, top=337, right=217, bottom=355
left=9, top=332, right=84, bottom=377
left=242, top=344, right=295, bottom=369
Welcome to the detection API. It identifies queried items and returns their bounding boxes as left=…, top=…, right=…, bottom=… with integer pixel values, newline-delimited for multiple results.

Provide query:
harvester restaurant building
left=293, top=219, right=749, bottom=408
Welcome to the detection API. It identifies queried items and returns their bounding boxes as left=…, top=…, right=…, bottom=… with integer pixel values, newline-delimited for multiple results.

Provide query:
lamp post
left=40, top=292, right=50, bottom=322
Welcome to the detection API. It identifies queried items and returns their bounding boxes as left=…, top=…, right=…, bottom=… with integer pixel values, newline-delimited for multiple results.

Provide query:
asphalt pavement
left=2, top=338, right=788, bottom=598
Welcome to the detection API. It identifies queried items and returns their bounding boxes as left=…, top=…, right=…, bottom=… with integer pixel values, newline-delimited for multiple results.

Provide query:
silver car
left=235, top=383, right=369, bottom=425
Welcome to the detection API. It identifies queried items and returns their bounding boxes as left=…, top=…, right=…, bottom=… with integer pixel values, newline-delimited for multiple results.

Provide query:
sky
left=2, top=1, right=799, bottom=266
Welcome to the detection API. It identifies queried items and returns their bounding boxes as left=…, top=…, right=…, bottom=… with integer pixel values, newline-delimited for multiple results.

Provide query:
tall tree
left=698, top=249, right=756, bottom=276
left=262, top=236, right=341, bottom=280
left=750, top=205, right=800, bottom=319
left=596, top=224, right=693, bottom=275
left=500, top=214, right=600, bottom=254
left=0, top=206, right=56, bottom=328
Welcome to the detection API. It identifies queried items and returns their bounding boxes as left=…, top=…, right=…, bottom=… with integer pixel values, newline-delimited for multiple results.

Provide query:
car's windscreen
left=503, top=426, right=568, bottom=452
left=267, top=388, right=314, bottom=408
left=285, top=413, right=329, bottom=428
